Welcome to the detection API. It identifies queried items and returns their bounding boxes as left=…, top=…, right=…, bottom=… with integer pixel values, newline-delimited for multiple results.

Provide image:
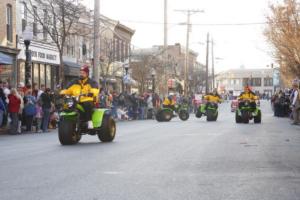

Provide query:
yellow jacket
left=60, top=78, right=99, bottom=102
left=238, top=91, right=258, bottom=101
left=163, top=97, right=175, bottom=106
left=204, top=94, right=221, bottom=103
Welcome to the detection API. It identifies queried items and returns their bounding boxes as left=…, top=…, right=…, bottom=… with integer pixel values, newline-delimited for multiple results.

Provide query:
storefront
left=0, top=47, right=20, bottom=87
left=63, top=60, right=81, bottom=84
left=17, top=41, right=60, bottom=89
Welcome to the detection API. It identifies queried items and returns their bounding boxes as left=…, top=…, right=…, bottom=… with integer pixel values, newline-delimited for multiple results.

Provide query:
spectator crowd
left=271, top=79, right=300, bottom=125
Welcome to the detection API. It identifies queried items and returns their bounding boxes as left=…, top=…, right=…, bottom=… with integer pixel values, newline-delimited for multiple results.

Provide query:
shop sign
left=18, top=44, right=60, bottom=65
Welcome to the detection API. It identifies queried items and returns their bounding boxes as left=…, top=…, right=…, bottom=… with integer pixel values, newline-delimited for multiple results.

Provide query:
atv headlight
left=65, top=98, right=74, bottom=108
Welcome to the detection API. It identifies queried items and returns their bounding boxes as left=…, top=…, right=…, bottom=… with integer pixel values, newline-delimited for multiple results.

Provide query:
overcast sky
left=83, top=0, right=276, bottom=72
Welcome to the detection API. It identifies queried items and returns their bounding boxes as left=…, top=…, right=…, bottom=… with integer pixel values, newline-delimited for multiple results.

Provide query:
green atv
left=235, top=100, right=261, bottom=124
left=156, top=103, right=189, bottom=122
left=58, top=95, right=116, bottom=145
left=196, top=102, right=218, bottom=121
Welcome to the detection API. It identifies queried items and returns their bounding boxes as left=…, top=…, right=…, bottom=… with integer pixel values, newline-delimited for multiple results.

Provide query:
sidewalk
left=0, top=127, right=9, bottom=135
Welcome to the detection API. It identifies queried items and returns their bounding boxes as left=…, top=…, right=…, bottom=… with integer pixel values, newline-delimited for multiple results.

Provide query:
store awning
left=0, top=52, right=13, bottom=65
left=64, top=61, right=81, bottom=76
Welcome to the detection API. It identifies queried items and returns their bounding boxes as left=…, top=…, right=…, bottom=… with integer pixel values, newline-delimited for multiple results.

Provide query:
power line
left=116, top=19, right=291, bottom=26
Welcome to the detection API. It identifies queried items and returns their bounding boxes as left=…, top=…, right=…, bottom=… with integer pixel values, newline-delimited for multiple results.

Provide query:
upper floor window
left=33, top=6, right=37, bottom=36
left=21, top=2, right=27, bottom=31
left=6, top=4, right=13, bottom=42
left=43, top=9, right=48, bottom=40
left=82, top=44, right=87, bottom=56
left=252, top=78, right=261, bottom=87
left=264, top=77, right=273, bottom=86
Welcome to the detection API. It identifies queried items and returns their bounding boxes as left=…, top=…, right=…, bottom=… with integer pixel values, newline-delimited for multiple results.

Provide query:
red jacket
left=8, top=94, right=21, bottom=113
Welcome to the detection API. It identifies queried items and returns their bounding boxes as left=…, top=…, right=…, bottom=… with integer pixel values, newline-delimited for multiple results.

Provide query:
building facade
left=16, top=0, right=60, bottom=89
left=62, top=11, right=135, bottom=91
left=0, top=0, right=20, bottom=87
left=14, top=1, right=134, bottom=90
left=215, top=68, right=274, bottom=96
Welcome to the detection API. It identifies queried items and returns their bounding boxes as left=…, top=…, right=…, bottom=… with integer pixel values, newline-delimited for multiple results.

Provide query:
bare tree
left=265, top=0, right=300, bottom=85
left=131, top=55, right=164, bottom=94
left=26, top=0, right=86, bottom=85
left=99, top=37, right=127, bottom=89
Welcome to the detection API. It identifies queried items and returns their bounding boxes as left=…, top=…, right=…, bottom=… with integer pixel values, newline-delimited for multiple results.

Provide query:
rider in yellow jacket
left=200, top=89, right=221, bottom=113
left=204, top=89, right=222, bottom=103
left=60, top=65, right=99, bottom=129
left=162, top=94, right=176, bottom=110
left=238, top=85, right=259, bottom=110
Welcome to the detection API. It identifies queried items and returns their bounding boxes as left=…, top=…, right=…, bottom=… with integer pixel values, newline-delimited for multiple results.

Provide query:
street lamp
left=22, top=27, right=33, bottom=87
left=123, top=63, right=129, bottom=92
left=151, top=69, right=156, bottom=93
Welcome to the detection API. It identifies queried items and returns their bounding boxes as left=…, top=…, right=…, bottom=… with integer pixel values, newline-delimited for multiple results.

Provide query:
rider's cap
left=80, top=65, right=89, bottom=75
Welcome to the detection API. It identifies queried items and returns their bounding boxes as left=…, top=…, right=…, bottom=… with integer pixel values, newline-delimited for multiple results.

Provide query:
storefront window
left=19, top=62, right=25, bottom=84
left=40, top=64, right=45, bottom=86
left=46, top=65, right=51, bottom=88
left=33, top=63, right=39, bottom=86
left=0, top=64, right=12, bottom=83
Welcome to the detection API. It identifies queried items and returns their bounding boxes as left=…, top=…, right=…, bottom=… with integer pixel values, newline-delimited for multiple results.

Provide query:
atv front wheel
left=206, top=110, right=215, bottom=121
left=98, top=116, right=116, bottom=142
left=58, top=119, right=79, bottom=145
left=195, top=110, right=202, bottom=118
left=242, top=111, right=249, bottom=124
left=179, top=110, right=189, bottom=121
left=254, top=110, right=261, bottom=124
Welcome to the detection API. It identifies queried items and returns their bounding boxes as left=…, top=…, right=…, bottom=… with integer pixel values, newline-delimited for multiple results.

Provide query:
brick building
left=0, top=0, right=20, bottom=87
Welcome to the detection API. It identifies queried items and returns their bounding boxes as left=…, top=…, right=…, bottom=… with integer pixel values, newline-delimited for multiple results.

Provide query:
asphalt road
left=1, top=100, right=300, bottom=200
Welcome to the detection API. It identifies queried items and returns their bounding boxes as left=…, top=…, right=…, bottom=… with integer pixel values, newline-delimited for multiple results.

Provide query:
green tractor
left=196, top=102, right=218, bottom=121
left=235, top=100, right=261, bottom=124
left=155, top=103, right=189, bottom=122
left=58, top=95, right=116, bottom=145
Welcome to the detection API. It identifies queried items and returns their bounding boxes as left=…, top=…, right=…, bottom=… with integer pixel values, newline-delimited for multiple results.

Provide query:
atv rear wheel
left=162, top=110, right=173, bottom=122
left=98, top=116, right=116, bottom=142
left=235, top=110, right=242, bottom=123
left=58, top=119, right=79, bottom=145
left=155, top=110, right=164, bottom=122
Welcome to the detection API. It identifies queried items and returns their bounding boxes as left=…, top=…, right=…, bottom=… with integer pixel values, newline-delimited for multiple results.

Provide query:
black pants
left=25, top=115, right=34, bottom=131
left=80, top=102, right=94, bottom=121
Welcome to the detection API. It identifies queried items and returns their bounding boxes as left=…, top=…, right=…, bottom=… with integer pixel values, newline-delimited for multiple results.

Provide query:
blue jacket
left=0, top=98, right=6, bottom=112
left=24, top=95, right=37, bottom=116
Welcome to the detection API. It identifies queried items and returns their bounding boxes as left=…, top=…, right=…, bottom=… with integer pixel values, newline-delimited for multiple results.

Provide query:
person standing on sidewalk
left=40, top=88, right=52, bottom=132
left=8, top=89, right=21, bottom=135
left=23, top=90, right=37, bottom=132
left=291, top=80, right=300, bottom=125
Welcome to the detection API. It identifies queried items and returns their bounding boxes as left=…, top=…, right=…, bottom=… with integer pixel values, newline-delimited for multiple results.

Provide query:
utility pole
left=175, top=9, right=203, bottom=96
left=205, top=32, right=209, bottom=94
left=211, top=37, right=215, bottom=89
left=164, top=0, right=168, bottom=56
left=93, top=0, right=100, bottom=85
left=163, top=0, right=168, bottom=95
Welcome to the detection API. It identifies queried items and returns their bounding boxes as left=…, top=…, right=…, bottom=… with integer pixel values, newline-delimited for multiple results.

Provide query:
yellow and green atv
left=58, top=95, right=116, bottom=145
left=235, top=100, right=261, bottom=124
left=156, top=103, right=189, bottom=122
left=196, top=102, right=218, bottom=121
